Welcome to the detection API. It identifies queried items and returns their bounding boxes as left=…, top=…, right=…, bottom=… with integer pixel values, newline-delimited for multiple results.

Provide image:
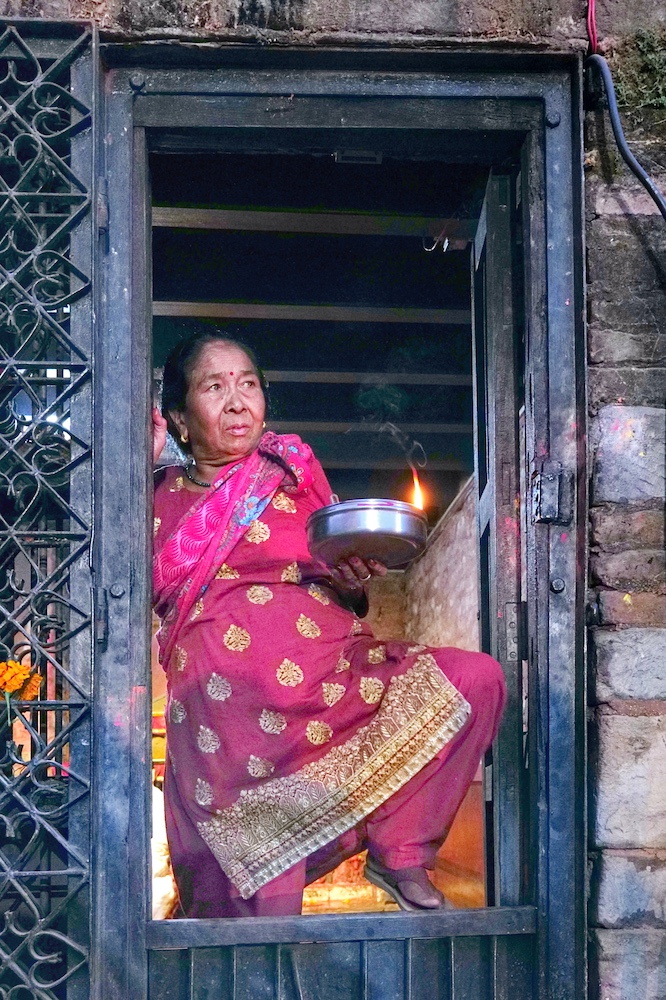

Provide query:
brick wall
left=586, top=98, right=666, bottom=998
left=364, top=478, right=480, bottom=651
left=403, top=477, right=480, bottom=651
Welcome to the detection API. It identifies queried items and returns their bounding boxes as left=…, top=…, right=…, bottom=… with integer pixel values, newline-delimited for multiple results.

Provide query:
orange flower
left=0, top=660, right=31, bottom=694
left=19, top=673, right=42, bottom=701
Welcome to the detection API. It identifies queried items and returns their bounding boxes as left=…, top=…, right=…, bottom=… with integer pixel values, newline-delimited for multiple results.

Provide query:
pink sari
left=153, top=434, right=471, bottom=900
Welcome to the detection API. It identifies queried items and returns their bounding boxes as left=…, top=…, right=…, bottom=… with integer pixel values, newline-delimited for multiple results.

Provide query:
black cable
left=586, top=53, right=666, bottom=222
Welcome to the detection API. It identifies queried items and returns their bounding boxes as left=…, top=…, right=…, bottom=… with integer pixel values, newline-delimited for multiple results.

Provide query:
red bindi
left=229, top=371, right=234, bottom=375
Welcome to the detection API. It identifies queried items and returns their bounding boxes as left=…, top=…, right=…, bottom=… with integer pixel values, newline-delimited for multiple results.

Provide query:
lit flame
left=411, top=469, right=424, bottom=509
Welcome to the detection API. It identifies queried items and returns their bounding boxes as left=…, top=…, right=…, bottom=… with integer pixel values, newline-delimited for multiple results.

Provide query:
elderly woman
left=152, top=332, right=505, bottom=919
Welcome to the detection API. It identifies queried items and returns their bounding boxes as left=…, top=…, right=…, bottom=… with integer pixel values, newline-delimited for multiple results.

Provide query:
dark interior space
left=151, top=152, right=488, bottom=521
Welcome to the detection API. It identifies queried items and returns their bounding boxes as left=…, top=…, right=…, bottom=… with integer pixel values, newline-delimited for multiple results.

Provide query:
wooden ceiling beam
left=152, top=206, right=473, bottom=246
left=154, top=368, right=472, bottom=386
left=263, top=370, right=472, bottom=386
left=153, top=302, right=471, bottom=325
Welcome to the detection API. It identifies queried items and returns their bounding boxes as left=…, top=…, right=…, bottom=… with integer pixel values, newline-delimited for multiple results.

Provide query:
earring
left=180, top=432, right=188, bottom=444
left=262, top=421, right=266, bottom=429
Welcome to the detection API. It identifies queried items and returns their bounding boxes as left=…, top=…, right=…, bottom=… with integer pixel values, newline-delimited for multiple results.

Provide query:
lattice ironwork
left=0, top=22, right=93, bottom=999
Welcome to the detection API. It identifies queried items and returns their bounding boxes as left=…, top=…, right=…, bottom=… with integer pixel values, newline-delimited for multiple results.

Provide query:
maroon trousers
left=166, top=649, right=506, bottom=918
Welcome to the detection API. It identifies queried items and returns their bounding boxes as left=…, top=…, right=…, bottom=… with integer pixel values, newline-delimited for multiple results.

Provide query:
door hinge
left=504, top=602, right=528, bottom=664
left=96, top=177, right=109, bottom=251
left=95, top=586, right=109, bottom=649
left=531, top=460, right=573, bottom=525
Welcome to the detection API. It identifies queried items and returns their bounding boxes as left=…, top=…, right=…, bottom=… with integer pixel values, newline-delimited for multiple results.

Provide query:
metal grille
left=0, top=22, right=93, bottom=998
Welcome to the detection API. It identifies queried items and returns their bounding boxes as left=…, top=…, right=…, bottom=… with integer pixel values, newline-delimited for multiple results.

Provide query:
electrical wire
left=586, top=0, right=598, bottom=54
left=586, top=54, right=666, bottom=222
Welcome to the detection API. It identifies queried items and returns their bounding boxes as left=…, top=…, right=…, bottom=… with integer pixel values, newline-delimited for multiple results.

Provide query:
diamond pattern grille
left=0, top=23, right=93, bottom=999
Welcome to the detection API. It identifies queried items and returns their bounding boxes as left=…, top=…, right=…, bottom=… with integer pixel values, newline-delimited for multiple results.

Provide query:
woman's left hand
left=331, top=556, right=388, bottom=592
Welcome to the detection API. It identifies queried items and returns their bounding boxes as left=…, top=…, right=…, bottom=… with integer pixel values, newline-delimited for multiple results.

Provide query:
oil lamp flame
left=411, top=469, right=424, bottom=510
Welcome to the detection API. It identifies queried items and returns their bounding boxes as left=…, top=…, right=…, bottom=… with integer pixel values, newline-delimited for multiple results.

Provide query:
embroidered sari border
left=197, top=654, right=471, bottom=899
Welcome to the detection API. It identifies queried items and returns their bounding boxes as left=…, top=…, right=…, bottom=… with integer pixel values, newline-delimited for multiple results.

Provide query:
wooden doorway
left=94, top=54, right=585, bottom=1000
left=149, top=149, right=489, bottom=917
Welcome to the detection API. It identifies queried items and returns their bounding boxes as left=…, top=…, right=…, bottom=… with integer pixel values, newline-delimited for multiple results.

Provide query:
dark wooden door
left=471, top=173, right=526, bottom=910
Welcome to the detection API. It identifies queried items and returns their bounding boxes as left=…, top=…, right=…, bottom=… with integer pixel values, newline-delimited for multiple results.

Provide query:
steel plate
left=306, top=499, right=427, bottom=569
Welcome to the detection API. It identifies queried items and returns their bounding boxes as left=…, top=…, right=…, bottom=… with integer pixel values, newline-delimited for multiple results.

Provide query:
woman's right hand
left=153, top=407, right=168, bottom=464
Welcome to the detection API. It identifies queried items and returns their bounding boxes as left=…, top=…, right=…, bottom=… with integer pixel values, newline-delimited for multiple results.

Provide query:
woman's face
left=170, top=342, right=266, bottom=467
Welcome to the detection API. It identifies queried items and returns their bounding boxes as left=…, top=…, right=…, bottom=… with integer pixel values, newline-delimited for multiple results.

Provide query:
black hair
left=161, top=331, right=268, bottom=454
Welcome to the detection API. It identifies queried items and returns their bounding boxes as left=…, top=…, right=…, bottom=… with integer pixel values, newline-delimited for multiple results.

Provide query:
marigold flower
left=19, top=673, right=42, bottom=701
left=0, top=660, right=31, bottom=694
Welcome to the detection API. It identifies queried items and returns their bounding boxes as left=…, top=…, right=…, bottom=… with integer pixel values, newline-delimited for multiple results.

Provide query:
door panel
left=471, top=174, right=525, bottom=908
left=148, top=937, right=534, bottom=1000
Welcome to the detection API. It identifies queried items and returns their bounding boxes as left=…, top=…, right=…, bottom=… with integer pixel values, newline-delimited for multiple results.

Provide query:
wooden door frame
left=94, top=50, right=586, bottom=1000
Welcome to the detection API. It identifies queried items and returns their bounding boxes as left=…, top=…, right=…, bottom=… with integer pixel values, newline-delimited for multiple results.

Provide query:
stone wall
left=403, top=476, right=480, bottom=651
left=586, top=82, right=666, bottom=998
left=364, top=570, right=406, bottom=641
left=1, top=0, right=665, bottom=41
left=363, top=477, right=480, bottom=651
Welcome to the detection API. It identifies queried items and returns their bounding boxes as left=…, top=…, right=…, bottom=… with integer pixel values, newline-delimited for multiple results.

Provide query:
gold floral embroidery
left=153, top=517, right=161, bottom=536
left=281, top=562, right=302, bottom=584
left=224, top=625, right=251, bottom=652
left=322, top=682, right=346, bottom=707
left=407, top=644, right=426, bottom=655
left=307, top=583, right=330, bottom=606
left=169, top=475, right=184, bottom=492
left=190, top=598, right=204, bottom=621
left=368, top=645, right=387, bottom=665
left=170, top=698, right=186, bottom=723
left=247, top=755, right=275, bottom=778
left=350, top=619, right=363, bottom=636
left=207, top=673, right=232, bottom=701
left=216, top=563, right=240, bottom=580
left=335, top=653, right=351, bottom=673
left=276, top=659, right=304, bottom=687
left=197, top=655, right=471, bottom=900
left=195, top=777, right=214, bottom=807
left=272, top=492, right=296, bottom=514
left=259, top=709, right=287, bottom=735
left=246, top=520, right=270, bottom=544
left=247, top=585, right=273, bottom=605
left=360, top=677, right=385, bottom=705
left=174, top=646, right=187, bottom=672
left=297, top=614, right=321, bottom=639
left=197, top=726, right=220, bottom=754
left=306, top=720, right=333, bottom=746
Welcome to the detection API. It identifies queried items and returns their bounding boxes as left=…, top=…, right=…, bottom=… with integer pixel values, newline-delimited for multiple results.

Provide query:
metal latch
left=95, top=586, right=108, bottom=649
left=531, top=461, right=573, bottom=525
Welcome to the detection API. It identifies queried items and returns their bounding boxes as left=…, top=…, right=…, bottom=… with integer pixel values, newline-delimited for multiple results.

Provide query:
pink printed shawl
left=153, top=432, right=314, bottom=666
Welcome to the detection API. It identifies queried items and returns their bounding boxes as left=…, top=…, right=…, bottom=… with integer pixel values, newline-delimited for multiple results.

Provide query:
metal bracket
left=504, top=602, right=528, bottom=664
left=95, top=586, right=109, bottom=649
left=531, top=460, right=573, bottom=525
